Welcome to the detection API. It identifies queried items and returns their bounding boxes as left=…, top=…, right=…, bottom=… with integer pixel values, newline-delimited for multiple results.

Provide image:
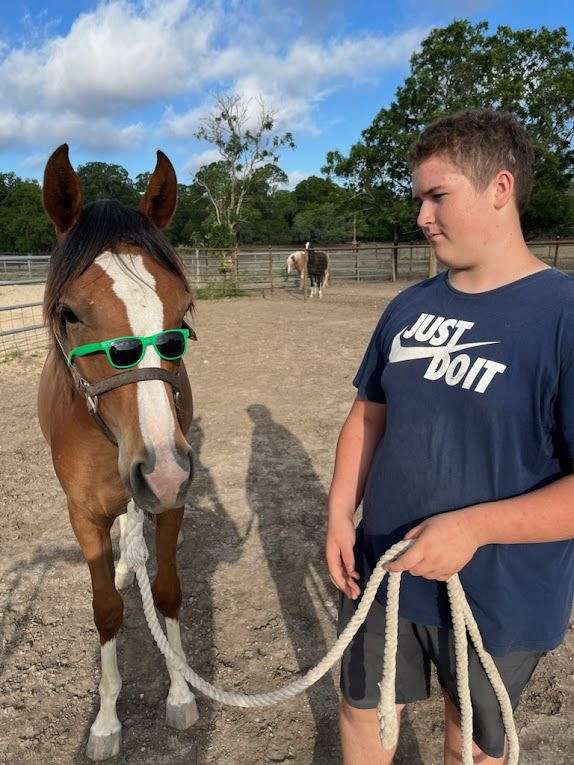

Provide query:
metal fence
left=1, top=240, right=573, bottom=361
left=0, top=301, right=45, bottom=360
left=2, top=241, right=573, bottom=289
left=0, top=254, right=50, bottom=285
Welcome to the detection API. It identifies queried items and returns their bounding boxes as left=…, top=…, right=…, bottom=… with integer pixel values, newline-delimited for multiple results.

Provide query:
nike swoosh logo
left=389, top=329, right=499, bottom=363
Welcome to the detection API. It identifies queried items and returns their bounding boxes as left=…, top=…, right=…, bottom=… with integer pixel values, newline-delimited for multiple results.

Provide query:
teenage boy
left=326, top=109, right=574, bottom=764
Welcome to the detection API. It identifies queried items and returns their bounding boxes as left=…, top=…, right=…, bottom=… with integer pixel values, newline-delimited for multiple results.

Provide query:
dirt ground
left=1, top=281, right=573, bottom=765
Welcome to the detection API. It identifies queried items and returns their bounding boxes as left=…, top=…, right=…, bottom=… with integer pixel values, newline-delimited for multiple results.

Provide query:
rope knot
left=123, top=503, right=149, bottom=571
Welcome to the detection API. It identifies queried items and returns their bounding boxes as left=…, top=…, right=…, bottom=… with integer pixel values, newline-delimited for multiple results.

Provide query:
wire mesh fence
left=1, top=240, right=573, bottom=361
left=1, top=241, right=573, bottom=291
left=0, top=254, right=51, bottom=285
left=0, top=301, right=46, bottom=360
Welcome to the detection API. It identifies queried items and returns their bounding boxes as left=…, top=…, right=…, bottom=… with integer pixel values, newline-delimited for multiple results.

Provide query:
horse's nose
left=129, top=445, right=193, bottom=512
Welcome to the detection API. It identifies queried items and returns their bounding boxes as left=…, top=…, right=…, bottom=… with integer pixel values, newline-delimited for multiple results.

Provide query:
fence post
left=554, top=242, right=559, bottom=268
left=390, top=246, right=396, bottom=282
left=234, top=248, right=239, bottom=288
left=428, top=247, right=437, bottom=278
left=268, top=246, right=273, bottom=293
left=355, top=242, right=359, bottom=282
left=409, top=243, right=413, bottom=276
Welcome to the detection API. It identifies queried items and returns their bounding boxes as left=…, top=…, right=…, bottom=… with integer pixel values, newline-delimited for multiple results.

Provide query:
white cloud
left=0, top=110, right=144, bottom=151
left=168, top=28, right=430, bottom=136
left=21, top=153, right=47, bottom=170
left=162, top=101, right=214, bottom=139
left=0, top=0, right=429, bottom=151
left=0, top=1, right=217, bottom=116
left=183, top=147, right=222, bottom=174
left=282, top=170, right=311, bottom=190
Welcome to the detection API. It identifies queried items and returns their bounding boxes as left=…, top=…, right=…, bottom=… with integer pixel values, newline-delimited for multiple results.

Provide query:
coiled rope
left=123, top=502, right=518, bottom=764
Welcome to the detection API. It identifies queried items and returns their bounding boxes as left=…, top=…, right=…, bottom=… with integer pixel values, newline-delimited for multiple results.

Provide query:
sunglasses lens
left=109, top=338, right=143, bottom=367
left=155, top=330, right=185, bottom=360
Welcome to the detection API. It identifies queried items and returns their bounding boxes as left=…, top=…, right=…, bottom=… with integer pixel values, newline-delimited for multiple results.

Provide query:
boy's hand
left=326, top=516, right=361, bottom=600
left=385, top=509, right=480, bottom=581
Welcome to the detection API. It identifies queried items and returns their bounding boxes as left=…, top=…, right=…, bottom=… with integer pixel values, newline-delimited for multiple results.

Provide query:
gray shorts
left=338, top=591, right=544, bottom=758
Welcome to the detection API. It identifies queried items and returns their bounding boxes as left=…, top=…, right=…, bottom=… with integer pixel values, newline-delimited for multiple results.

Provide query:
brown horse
left=38, top=145, right=198, bottom=760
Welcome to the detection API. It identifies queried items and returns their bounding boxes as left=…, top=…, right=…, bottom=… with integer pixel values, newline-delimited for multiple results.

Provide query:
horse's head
left=43, top=145, right=195, bottom=513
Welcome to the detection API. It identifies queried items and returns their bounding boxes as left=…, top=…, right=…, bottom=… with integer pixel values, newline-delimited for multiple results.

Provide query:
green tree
left=292, top=175, right=341, bottom=206
left=166, top=182, right=210, bottom=246
left=194, top=93, right=295, bottom=244
left=134, top=172, right=151, bottom=194
left=0, top=176, right=54, bottom=252
left=292, top=201, right=354, bottom=243
left=77, top=161, right=138, bottom=206
left=323, top=21, right=574, bottom=239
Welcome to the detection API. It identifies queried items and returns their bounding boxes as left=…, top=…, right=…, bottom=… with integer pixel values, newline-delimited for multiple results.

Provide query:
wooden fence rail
left=1, top=240, right=574, bottom=360
left=1, top=241, right=573, bottom=289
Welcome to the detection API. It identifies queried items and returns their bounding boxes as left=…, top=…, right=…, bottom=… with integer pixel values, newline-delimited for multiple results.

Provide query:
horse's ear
left=43, top=144, right=83, bottom=236
left=139, top=150, right=177, bottom=229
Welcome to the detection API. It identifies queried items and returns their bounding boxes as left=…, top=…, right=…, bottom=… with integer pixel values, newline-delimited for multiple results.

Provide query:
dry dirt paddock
left=1, top=281, right=573, bottom=765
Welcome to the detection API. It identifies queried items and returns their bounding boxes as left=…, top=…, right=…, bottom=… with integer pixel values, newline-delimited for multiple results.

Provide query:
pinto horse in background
left=285, top=247, right=307, bottom=289
left=38, top=145, right=198, bottom=760
left=286, top=242, right=330, bottom=298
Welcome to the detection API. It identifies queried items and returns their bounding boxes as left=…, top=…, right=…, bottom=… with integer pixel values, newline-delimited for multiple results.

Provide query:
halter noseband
left=55, top=334, right=185, bottom=447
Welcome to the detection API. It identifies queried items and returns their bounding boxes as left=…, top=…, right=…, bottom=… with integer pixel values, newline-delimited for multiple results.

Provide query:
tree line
left=1, top=20, right=572, bottom=253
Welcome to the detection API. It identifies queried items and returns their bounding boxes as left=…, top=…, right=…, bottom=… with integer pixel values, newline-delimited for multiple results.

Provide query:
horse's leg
left=114, top=509, right=135, bottom=591
left=115, top=501, right=181, bottom=586
left=69, top=506, right=123, bottom=761
left=153, top=508, right=198, bottom=730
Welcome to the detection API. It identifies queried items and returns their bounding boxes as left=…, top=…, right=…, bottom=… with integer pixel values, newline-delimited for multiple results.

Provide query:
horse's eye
left=61, top=307, right=80, bottom=324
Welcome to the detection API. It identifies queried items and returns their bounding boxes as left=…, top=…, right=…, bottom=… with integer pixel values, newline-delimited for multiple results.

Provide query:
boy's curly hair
left=409, top=109, right=535, bottom=212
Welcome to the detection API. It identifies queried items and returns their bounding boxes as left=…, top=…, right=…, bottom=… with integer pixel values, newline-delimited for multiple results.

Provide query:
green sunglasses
left=67, top=328, right=196, bottom=369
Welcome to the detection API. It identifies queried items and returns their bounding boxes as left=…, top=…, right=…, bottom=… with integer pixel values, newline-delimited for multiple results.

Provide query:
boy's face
left=411, top=153, right=497, bottom=268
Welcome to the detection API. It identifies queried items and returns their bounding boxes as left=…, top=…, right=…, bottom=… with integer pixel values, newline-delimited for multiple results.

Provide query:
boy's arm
left=386, top=464, right=574, bottom=581
left=326, top=395, right=387, bottom=599
left=467, top=465, right=574, bottom=545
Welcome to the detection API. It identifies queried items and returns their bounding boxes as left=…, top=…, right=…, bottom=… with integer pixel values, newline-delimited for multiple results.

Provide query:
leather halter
left=55, top=334, right=185, bottom=447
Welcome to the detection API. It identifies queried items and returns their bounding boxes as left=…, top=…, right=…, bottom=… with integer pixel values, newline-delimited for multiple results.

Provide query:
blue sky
left=0, top=0, right=572, bottom=188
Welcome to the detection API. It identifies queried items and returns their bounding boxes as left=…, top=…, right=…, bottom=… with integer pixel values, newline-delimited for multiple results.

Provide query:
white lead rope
left=123, top=503, right=518, bottom=764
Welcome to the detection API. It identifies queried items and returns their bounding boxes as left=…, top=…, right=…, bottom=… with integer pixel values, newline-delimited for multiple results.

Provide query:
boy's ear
left=492, top=169, right=515, bottom=210
left=139, top=150, right=178, bottom=229
left=43, top=144, right=83, bottom=236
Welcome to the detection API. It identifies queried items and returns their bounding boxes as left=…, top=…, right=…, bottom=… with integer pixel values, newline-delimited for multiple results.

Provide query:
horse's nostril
left=129, top=461, right=148, bottom=497
left=128, top=447, right=193, bottom=510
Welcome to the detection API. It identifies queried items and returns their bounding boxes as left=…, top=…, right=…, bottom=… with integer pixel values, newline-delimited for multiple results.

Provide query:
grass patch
left=195, top=282, right=247, bottom=300
left=1, top=349, right=22, bottom=363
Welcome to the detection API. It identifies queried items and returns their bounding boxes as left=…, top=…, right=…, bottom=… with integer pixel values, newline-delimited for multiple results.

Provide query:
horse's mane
left=44, top=199, right=190, bottom=342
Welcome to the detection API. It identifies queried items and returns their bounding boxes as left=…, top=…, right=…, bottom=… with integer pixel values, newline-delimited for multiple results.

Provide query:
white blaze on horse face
left=95, top=253, right=188, bottom=505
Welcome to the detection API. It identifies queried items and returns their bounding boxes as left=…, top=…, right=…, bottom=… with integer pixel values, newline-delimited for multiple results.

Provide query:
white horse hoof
left=166, top=697, right=199, bottom=730
left=114, top=566, right=134, bottom=591
left=86, top=728, right=121, bottom=761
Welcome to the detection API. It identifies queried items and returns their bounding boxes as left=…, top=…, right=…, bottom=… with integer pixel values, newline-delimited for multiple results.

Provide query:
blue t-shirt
left=353, top=268, right=574, bottom=656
